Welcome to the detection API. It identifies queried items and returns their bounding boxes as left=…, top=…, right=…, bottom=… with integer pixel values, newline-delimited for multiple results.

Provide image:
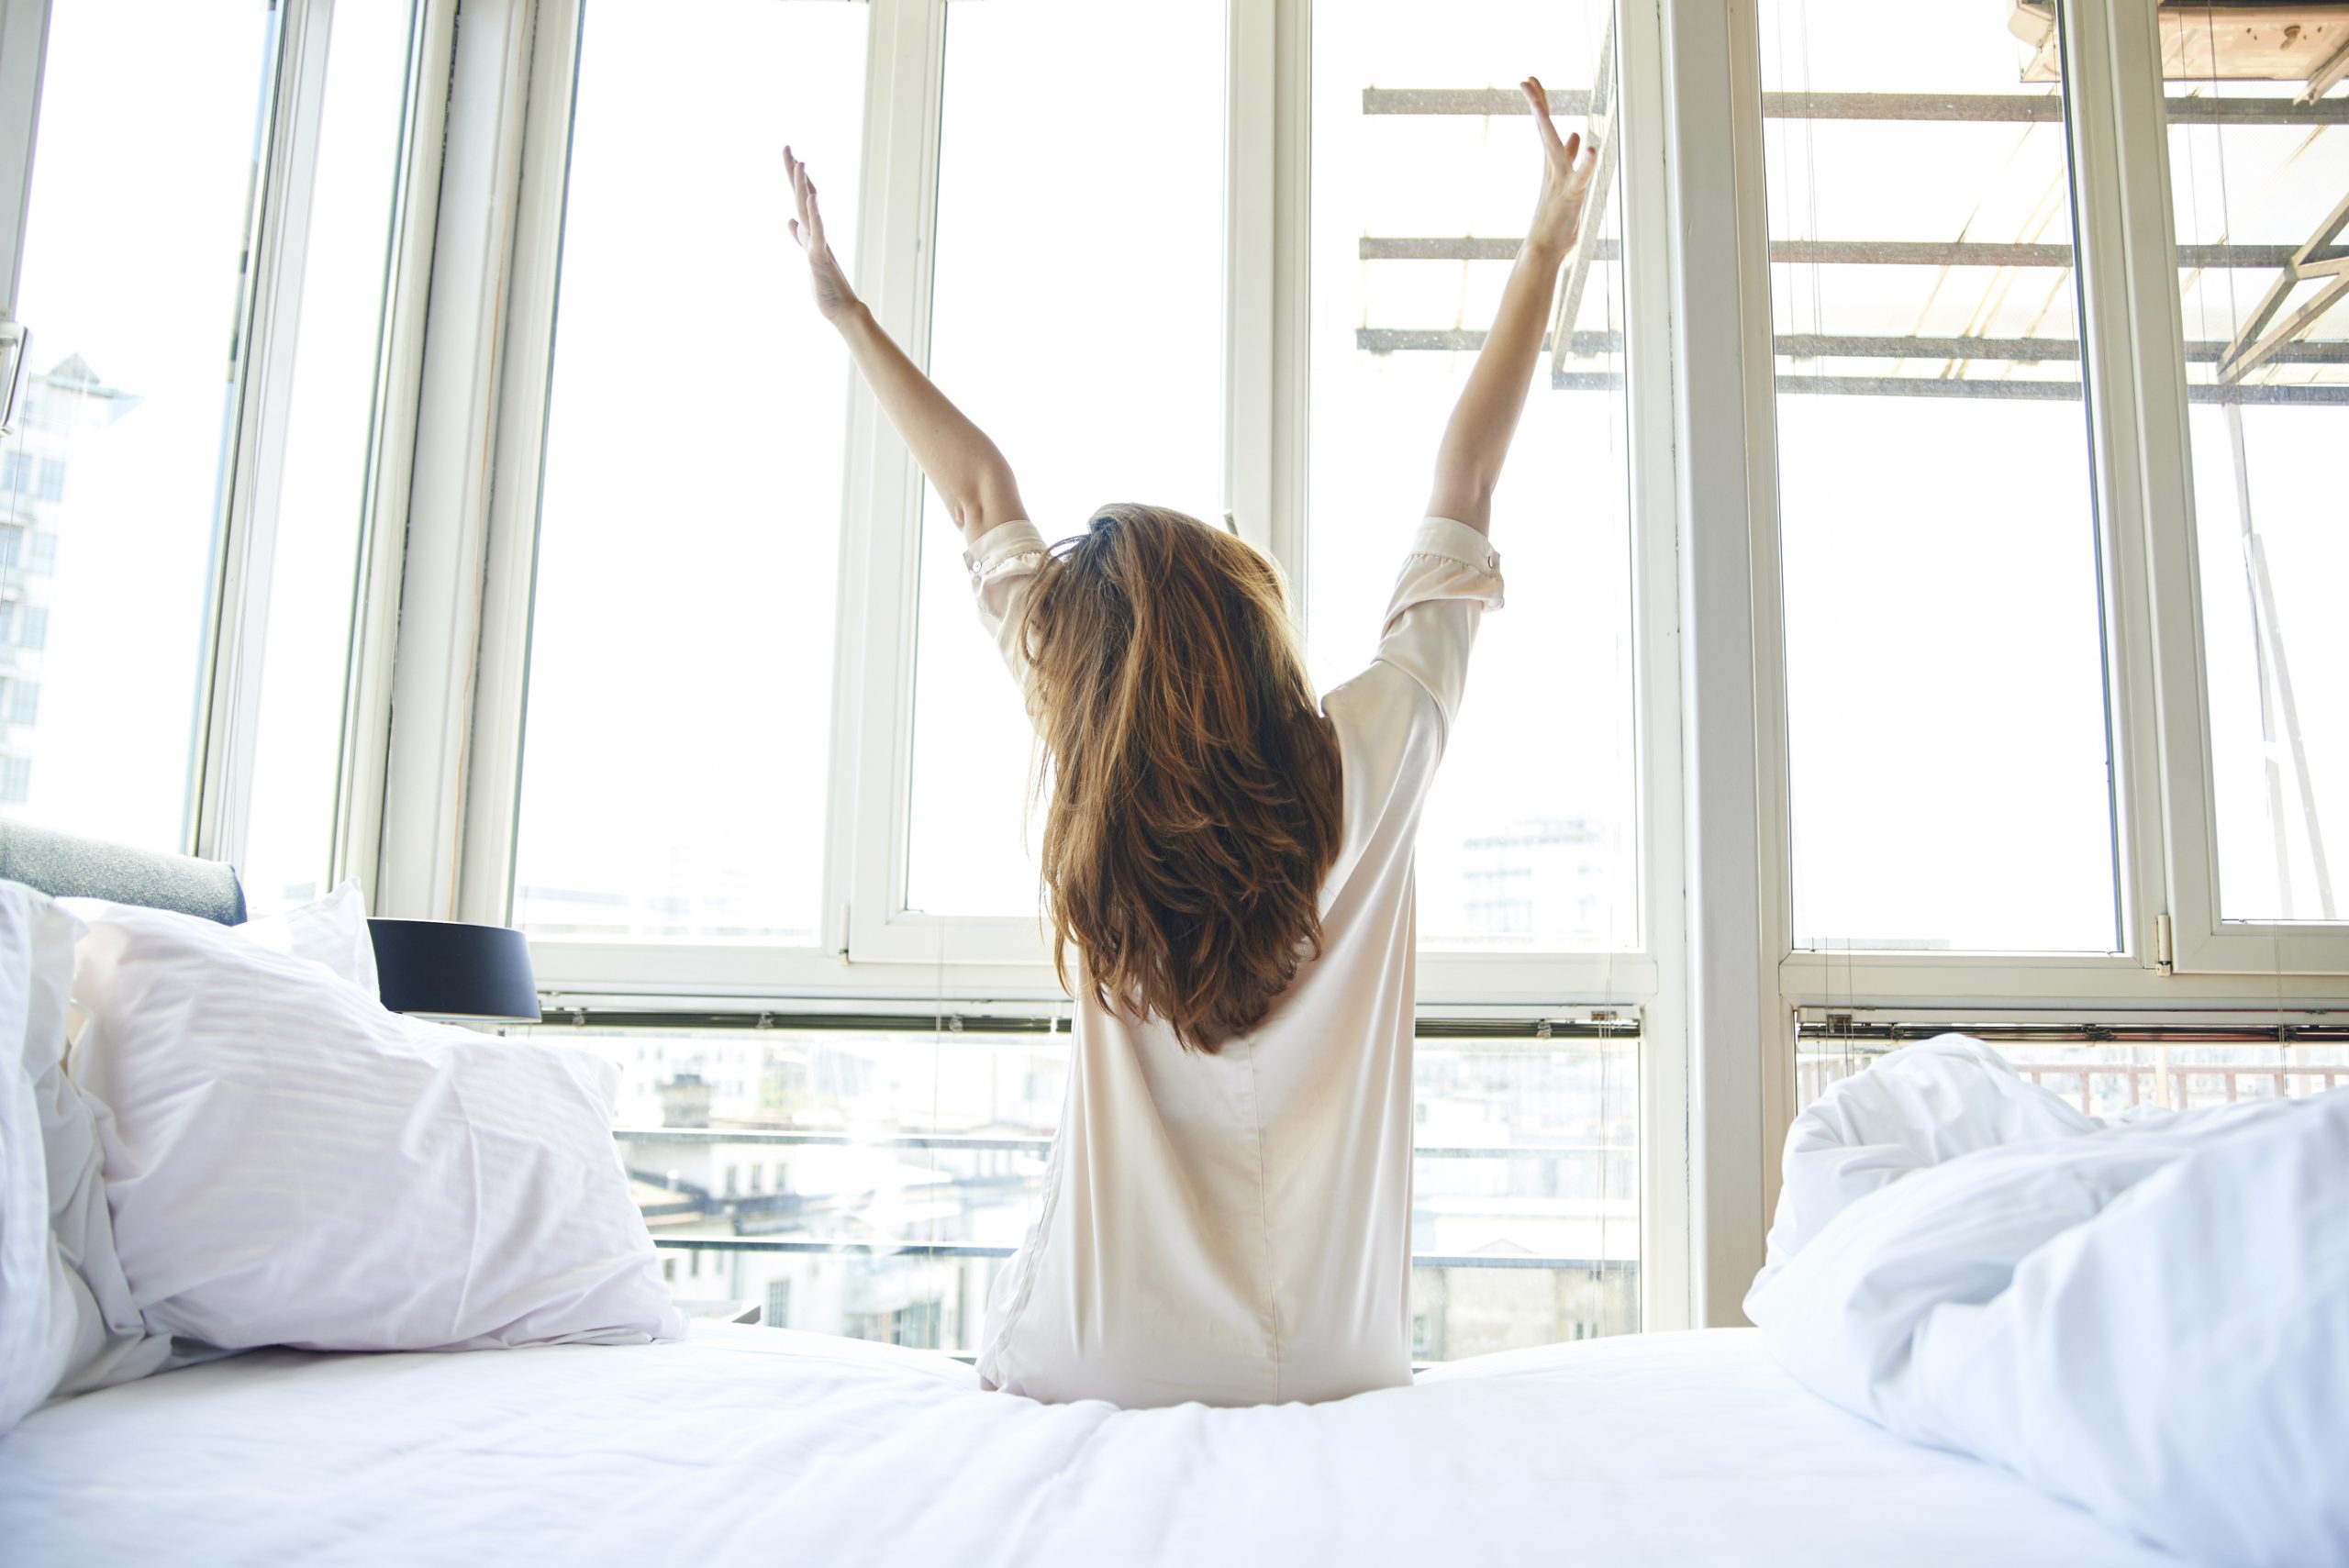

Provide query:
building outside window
left=0, top=758, right=29, bottom=806
left=0, top=357, right=141, bottom=839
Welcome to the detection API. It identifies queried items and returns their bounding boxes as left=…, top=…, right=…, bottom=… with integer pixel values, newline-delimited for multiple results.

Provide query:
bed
left=0, top=1321, right=2175, bottom=1566
left=13, top=828, right=2331, bottom=1565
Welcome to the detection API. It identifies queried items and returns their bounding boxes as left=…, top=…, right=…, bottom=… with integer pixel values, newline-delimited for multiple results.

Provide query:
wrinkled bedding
left=0, top=1321, right=2173, bottom=1566
left=1748, top=1035, right=2349, bottom=1567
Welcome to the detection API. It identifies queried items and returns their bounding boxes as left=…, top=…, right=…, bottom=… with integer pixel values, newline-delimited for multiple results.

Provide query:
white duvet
left=0, top=1323, right=2175, bottom=1566
left=1746, top=1035, right=2349, bottom=1567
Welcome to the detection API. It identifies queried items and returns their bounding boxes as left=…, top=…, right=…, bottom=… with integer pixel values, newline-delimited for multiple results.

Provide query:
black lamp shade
left=367, top=918, right=541, bottom=1022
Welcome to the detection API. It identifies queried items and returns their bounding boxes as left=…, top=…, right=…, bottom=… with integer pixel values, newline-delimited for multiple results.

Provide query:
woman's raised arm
left=1423, top=79, right=1598, bottom=537
left=785, top=148, right=1028, bottom=542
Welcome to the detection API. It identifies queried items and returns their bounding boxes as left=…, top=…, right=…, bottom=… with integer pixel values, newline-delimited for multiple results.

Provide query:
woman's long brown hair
left=1021, top=504, right=1341, bottom=1052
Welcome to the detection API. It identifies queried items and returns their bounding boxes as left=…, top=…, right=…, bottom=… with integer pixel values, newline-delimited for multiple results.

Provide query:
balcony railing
left=616, top=1126, right=1633, bottom=1162
left=648, top=1234, right=1638, bottom=1274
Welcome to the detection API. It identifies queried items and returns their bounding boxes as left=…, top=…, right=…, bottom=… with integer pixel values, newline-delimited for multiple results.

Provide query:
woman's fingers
left=784, top=148, right=829, bottom=250
left=1522, top=76, right=1570, bottom=159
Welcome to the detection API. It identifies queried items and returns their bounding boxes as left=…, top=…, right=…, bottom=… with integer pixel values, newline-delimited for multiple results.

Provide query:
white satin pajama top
left=964, top=515, right=1504, bottom=1409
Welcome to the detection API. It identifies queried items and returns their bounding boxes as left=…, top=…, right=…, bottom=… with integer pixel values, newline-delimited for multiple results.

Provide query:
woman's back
left=973, top=517, right=1504, bottom=1407
left=784, top=78, right=1590, bottom=1407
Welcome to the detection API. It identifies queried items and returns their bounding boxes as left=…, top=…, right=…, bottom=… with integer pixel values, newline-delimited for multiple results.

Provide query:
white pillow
left=66, top=901, right=683, bottom=1353
left=233, top=878, right=381, bottom=997
left=0, top=882, right=163, bottom=1437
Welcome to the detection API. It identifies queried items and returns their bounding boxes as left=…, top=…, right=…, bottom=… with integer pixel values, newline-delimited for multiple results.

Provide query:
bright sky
left=13, top=0, right=2340, bottom=953
left=6, top=3, right=273, bottom=854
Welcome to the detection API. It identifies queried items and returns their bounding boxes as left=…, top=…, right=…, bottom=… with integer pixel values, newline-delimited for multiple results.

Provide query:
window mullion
left=837, top=0, right=950, bottom=962
left=336, top=0, right=453, bottom=903
left=0, top=0, right=47, bottom=319
left=1222, top=0, right=1283, bottom=565
left=456, top=0, right=582, bottom=926
left=191, top=0, right=323, bottom=870
left=375, top=0, right=538, bottom=918
left=1657, top=0, right=1781, bottom=1328
left=1609, top=0, right=1696, bottom=1335
left=2057, top=0, right=2170, bottom=984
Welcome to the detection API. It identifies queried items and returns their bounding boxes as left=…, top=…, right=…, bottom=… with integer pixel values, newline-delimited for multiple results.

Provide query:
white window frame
left=443, top=0, right=1696, bottom=1328
left=20, top=0, right=2336, bottom=1338
left=0, top=0, right=47, bottom=379
left=0, top=0, right=431, bottom=897
left=2093, top=0, right=2349, bottom=978
left=1711, top=0, right=2349, bottom=1024
left=401, top=0, right=2349, bottom=1330
left=463, top=0, right=1681, bottom=1007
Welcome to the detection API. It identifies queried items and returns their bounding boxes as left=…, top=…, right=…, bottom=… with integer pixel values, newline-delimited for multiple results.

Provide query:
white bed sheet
left=0, top=1323, right=2176, bottom=1567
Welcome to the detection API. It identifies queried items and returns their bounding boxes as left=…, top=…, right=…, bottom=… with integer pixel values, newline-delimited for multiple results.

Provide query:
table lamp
left=366, top=918, right=541, bottom=1023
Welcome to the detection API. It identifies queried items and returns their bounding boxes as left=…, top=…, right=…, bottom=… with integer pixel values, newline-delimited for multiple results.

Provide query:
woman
left=784, top=77, right=1597, bottom=1408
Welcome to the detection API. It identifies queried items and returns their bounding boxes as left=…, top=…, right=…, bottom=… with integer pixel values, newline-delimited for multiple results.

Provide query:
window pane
left=239, top=3, right=418, bottom=913
left=1799, top=1034, right=2348, bottom=1117
left=551, top=1021, right=1636, bottom=1358
left=0, top=2, right=278, bottom=851
left=1765, top=0, right=2119, bottom=951
left=2160, top=24, right=2349, bottom=923
left=903, top=1, right=1225, bottom=917
left=1308, top=3, right=1641, bottom=953
left=512, top=1, right=867, bottom=941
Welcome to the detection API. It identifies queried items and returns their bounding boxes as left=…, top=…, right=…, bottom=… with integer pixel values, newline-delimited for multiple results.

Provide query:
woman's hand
left=1520, top=77, right=1598, bottom=255
left=785, top=146, right=859, bottom=322
left=1421, top=74, right=1596, bottom=533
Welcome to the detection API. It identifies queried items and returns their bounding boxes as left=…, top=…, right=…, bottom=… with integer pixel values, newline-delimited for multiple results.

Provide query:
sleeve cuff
left=963, top=518, right=1049, bottom=579
left=1409, top=516, right=1501, bottom=574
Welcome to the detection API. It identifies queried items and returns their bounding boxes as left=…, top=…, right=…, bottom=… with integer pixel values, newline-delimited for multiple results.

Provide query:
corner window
left=1762, top=0, right=2120, bottom=953
left=0, top=1, right=279, bottom=851
left=510, top=0, right=871, bottom=942
left=2161, top=15, right=2348, bottom=925
left=1307, top=2, right=1642, bottom=955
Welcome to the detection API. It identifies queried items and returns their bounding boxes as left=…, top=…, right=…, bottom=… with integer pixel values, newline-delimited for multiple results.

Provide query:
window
left=5, top=680, right=37, bottom=728
left=558, top=1017, right=1635, bottom=1359
left=447, top=0, right=2349, bottom=1338
left=233, top=0, right=419, bottom=914
left=1798, top=1023, right=2348, bottom=1117
left=1761, top=0, right=2120, bottom=953
left=26, top=534, right=52, bottom=576
left=0, top=0, right=279, bottom=850
left=510, top=0, right=870, bottom=943
left=901, top=0, right=1226, bottom=921
left=2159, top=15, right=2347, bottom=925
left=1307, top=1, right=1642, bottom=954
left=0, top=526, right=18, bottom=567
left=0, top=756, right=28, bottom=805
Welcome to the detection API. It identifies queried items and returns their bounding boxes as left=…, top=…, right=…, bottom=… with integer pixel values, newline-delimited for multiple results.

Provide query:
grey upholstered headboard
left=0, top=822, right=246, bottom=925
